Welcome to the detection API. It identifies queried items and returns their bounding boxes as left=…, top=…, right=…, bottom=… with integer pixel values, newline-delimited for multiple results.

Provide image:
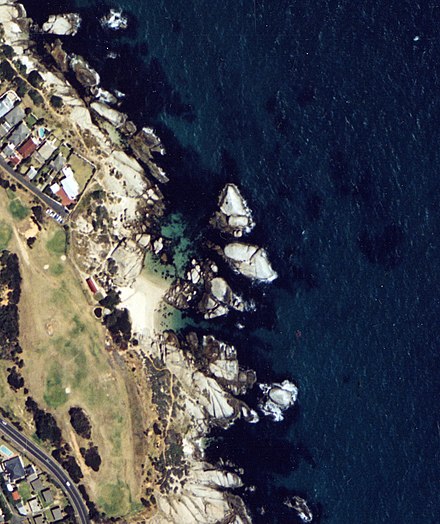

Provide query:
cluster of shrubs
left=0, top=252, right=23, bottom=361
left=25, top=397, right=62, bottom=446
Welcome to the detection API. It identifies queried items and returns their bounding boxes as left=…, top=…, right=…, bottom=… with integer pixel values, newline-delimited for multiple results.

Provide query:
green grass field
left=49, top=262, right=64, bottom=276
left=8, top=198, right=29, bottom=220
left=0, top=220, right=12, bottom=250
left=46, top=229, right=66, bottom=255
left=98, top=481, right=130, bottom=517
left=43, top=365, right=68, bottom=409
left=18, top=482, right=32, bottom=502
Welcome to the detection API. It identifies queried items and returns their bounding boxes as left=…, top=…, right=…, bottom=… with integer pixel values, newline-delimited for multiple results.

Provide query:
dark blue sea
left=21, top=1, right=440, bottom=522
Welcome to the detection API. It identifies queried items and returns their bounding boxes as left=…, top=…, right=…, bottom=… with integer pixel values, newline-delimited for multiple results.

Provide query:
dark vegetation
left=27, top=70, right=44, bottom=88
left=50, top=95, right=63, bottom=109
left=1, top=45, right=13, bottom=59
left=69, top=407, right=92, bottom=439
left=98, top=288, right=120, bottom=309
left=80, top=445, right=101, bottom=472
left=13, top=76, right=27, bottom=97
left=26, top=237, right=36, bottom=248
left=103, top=308, right=131, bottom=348
left=31, top=205, right=43, bottom=224
left=25, top=397, right=62, bottom=446
left=7, top=366, right=24, bottom=390
left=78, top=484, right=101, bottom=521
left=0, top=251, right=23, bottom=362
left=0, top=60, right=14, bottom=81
left=28, top=89, right=43, bottom=106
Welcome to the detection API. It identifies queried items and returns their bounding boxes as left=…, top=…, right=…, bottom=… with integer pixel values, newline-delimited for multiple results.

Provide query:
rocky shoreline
left=0, top=2, right=301, bottom=523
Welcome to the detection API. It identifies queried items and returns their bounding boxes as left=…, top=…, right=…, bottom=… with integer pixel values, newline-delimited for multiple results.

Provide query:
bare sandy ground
left=119, top=270, right=169, bottom=340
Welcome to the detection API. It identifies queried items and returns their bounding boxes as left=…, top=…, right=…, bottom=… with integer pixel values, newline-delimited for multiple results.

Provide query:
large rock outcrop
left=198, top=277, right=249, bottom=320
left=258, top=380, right=298, bottom=421
left=211, top=183, right=255, bottom=237
left=91, top=101, right=127, bottom=128
left=42, top=13, right=81, bottom=36
left=70, top=54, right=100, bottom=87
left=222, top=242, right=278, bottom=282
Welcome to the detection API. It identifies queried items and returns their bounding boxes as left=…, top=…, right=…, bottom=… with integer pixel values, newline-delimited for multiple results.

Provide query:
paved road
left=0, top=419, right=89, bottom=524
left=0, top=157, right=67, bottom=218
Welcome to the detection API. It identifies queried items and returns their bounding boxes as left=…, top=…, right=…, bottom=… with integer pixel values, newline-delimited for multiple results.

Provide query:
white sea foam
left=100, top=8, right=128, bottom=31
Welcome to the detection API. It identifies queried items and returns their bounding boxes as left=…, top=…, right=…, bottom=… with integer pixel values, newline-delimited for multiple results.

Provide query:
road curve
left=0, top=419, right=89, bottom=524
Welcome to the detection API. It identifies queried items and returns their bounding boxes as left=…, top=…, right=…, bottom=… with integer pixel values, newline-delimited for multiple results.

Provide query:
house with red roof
left=17, top=137, right=38, bottom=159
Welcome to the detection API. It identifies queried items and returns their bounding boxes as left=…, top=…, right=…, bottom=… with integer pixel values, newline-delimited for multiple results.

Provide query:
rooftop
left=40, top=488, right=53, bottom=505
left=8, top=121, right=30, bottom=148
left=34, top=140, right=57, bottom=163
left=30, top=477, right=43, bottom=492
left=50, top=507, right=63, bottom=522
left=0, top=91, right=18, bottom=119
left=17, top=137, right=38, bottom=159
left=3, top=456, right=26, bottom=481
left=3, top=104, right=25, bottom=127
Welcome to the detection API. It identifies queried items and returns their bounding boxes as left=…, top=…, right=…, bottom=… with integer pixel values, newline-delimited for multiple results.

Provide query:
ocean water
left=20, top=1, right=440, bottom=522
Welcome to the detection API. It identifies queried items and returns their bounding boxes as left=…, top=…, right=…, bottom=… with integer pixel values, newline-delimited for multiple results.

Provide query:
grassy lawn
left=0, top=187, right=146, bottom=518
left=18, top=482, right=32, bottom=502
left=25, top=113, right=37, bottom=128
left=46, top=229, right=66, bottom=255
left=18, top=222, right=141, bottom=515
left=0, top=220, right=12, bottom=250
left=98, top=481, right=130, bottom=517
left=68, top=153, right=94, bottom=193
left=43, top=365, right=68, bottom=409
left=49, top=262, right=64, bottom=276
left=8, top=197, right=29, bottom=220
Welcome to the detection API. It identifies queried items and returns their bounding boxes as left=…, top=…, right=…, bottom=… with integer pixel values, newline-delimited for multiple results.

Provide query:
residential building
left=16, top=502, right=27, bottom=516
left=29, top=477, right=43, bottom=493
left=49, top=153, right=65, bottom=173
left=6, top=122, right=30, bottom=149
left=24, top=465, right=36, bottom=479
left=3, top=104, right=25, bottom=127
left=27, top=166, right=38, bottom=180
left=0, top=122, right=11, bottom=140
left=32, top=515, right=44, bottom=524
left=49, top=183, right=75, bottom=206
left=33, top=140, right=57, bottom=164
left=60, top=165, right=79, bottom=201
left=40, top=488, right=53, bottom=505
left=3, top=456, right=26, bottom=482
left=0, top=91, right=19, bottom=119
left=27, top=497, right=41, bottom=514
left=17, top=137, right=39, bottom=159
left=50, top=507, right=63, bottom=522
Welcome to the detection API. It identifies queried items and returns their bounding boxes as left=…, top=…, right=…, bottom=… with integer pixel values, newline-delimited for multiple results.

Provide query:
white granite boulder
left=223, top=242, right=277, bottom=282
left=42, top=13, right=81, bottom=36
left=258, top=380, right=298, bottom=421
left=211, top=183, right=255, bottom=237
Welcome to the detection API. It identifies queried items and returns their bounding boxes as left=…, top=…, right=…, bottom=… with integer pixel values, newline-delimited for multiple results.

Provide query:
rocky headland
left=0, top=3, right=298, bottom=523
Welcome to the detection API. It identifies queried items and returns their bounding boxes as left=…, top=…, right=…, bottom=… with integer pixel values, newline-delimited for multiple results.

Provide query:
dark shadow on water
left=357, top=223, right=405, bottom=269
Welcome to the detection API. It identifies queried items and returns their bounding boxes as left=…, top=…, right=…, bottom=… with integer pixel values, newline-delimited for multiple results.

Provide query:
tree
left=50, top=95, right=63, bottom=109
left=0, top=60, right=15, bottom=82
left=1, top=45, right=14, bottom=58
left=28, top=89, right=43, bottom=106
left=27, top=70, right=43, bottom=88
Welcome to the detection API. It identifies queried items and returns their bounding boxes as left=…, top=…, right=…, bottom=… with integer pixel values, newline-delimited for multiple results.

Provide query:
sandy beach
left=119, top=269, right=169, bottom=341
